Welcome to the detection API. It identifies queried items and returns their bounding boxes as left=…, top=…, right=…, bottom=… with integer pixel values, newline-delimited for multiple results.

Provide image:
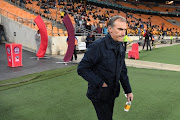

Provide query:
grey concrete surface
left=1, top=42, right=179, bottom=81
left=0, top=43, right=77, bottom=81
left=125, top=59, right=180, bottom=72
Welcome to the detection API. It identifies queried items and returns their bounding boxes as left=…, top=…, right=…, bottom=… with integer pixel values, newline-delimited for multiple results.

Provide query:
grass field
left=126, top=45, right=180, bottom=65
left=0, top=66, right=180, bottom=120
left=128, top=44, right=180, bottom=65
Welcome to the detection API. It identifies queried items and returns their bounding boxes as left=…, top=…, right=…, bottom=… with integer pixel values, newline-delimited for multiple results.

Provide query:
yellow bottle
left=124, top=101, right=131, bottom=112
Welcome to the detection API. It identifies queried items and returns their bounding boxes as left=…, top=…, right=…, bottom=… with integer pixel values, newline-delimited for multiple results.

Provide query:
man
left=67, top=36, right=78, bottom=61
left=77, top=16, right=133, bottom=120
left=91, top=22, right=97, bottom=32
left=142, top=29, right=151, bottom=51
left=96, top=24, right=102, bottom=34
left=85, top=33, right=95, bottom=48
left=103, top=24, right=108, bottom=35
left=0, top=24, right=7, bottom=44
left=123, top=30, right=128, bottom=52
left=35, top=30, right=41, bottom=53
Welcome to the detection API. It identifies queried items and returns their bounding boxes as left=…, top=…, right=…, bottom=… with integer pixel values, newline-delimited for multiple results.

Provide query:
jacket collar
left=105, top=34, right=121, bottom=50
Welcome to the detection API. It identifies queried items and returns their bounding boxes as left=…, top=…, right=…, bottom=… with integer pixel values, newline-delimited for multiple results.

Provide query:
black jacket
left=77, top=34, right=132, bottom=101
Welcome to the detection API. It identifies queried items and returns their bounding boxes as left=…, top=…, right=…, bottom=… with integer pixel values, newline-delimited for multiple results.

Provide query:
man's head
left=108, top=16, right=127, bottom=42
left=37, top=30, right=40, bottom=34
left=88, top=32, right=92, bottom=37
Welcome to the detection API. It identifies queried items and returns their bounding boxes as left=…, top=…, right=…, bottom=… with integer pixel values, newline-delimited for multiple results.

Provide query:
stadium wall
left=1, top=15, right=51, bottom=54
left=51, top=36, right=86, bottom=55
left=0, top=15, right=88, bottom=55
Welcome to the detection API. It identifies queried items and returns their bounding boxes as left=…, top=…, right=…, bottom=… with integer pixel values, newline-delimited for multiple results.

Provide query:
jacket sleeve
left=143, top=32, right=146, bottom=37
left=120, top=60, right=132, bottom=94
left=77, top=43, right=104, bottom=88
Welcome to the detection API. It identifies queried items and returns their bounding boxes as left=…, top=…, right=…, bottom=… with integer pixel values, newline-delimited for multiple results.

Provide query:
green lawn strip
left=0, top=65, right=77, bottom=91
left=0, top=67, right=180, bottom=120
left=114, top=67, right=180, bottom=120
left=127, top=44, right=180, bottom=65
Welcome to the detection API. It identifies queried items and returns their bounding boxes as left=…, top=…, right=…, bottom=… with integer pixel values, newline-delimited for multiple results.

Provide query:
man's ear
left=108, top=26, right=112, bottom=33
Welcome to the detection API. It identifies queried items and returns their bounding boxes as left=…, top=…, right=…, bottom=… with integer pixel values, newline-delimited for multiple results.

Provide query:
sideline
left=125, top=59, right=180, bottom=72
left=74, top=43, right=180, bottom=72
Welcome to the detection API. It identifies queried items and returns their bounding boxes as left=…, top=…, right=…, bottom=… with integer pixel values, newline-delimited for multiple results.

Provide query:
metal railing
left=0, top=8, right=34, bottom=26
left=8, top=0, right=62, bottom=26
left=0, top=8, right=57, bottom=36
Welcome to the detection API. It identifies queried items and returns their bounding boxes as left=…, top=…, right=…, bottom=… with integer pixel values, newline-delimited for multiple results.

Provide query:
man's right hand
left=102, top=82, right=108, bottom=87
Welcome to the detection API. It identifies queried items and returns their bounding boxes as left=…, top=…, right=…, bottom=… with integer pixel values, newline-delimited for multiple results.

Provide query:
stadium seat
left=128, top=43, right=139, bottom=60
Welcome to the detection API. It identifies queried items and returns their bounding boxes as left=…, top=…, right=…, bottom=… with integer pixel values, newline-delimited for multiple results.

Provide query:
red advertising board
left=5, top=43, right=22, bottom=67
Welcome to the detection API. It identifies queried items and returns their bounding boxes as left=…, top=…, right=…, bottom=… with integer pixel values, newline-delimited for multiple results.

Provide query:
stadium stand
left=1, top=0, right=180, bottom=37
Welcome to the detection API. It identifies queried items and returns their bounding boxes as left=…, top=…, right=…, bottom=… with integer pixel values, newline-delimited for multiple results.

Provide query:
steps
left=0, top=0, right=68, bottom=36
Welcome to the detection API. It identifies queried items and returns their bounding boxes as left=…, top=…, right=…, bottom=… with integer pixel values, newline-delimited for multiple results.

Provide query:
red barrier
left=5, top=43, right=23, bottom=67
left=63, top=14, right=75, bottom=62
left=128, top=43, right=139, bottom=60
left=34, top=15, right=48, bottom=58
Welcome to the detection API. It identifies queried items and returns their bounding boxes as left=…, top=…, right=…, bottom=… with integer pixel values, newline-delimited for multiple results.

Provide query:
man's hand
left=102, top=82, right=108, bottom=87
left=127, top=93, right=133, bottom=102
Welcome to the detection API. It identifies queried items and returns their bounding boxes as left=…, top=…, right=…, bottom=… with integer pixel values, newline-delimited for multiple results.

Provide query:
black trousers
left=142, top=39, right=151, bottom=51
left=92, top=99, right=115, bottom=120
left=0, top=31, right=7, bottom=43
left=92, top=87, right=115, bottom=120
left=71, top=45, right=77, bottom=60
left=152, top=40, right=154, bottom=46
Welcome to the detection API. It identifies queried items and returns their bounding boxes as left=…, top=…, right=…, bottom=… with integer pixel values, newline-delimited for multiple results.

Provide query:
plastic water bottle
left=124, top=101, right=131, bottom=112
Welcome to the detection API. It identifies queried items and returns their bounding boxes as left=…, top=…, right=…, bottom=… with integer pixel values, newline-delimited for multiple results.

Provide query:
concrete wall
left=1, top=15, right=52, bottom=54
left=51, top=36, right=67, bottom=55
left=128, top=36, right=139, bottom=41
left=51, top=36, right=87, bottom=55
left=1, top=15, right=88, bottom=55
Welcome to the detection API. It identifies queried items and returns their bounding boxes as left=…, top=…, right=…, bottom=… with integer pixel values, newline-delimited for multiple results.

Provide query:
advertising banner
left=5, top=43, right=22, bottom=67
left=34, top=15, right=48, bottom=58
left=63, top=14, right=75, bottom=62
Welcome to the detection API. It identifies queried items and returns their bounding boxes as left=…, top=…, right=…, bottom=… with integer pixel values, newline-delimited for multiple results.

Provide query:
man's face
left=108, top=19, right=127, bottom=42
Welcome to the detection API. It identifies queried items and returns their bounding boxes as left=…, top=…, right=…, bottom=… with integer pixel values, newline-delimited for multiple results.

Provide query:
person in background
left=138, top=27, right=141, bottom=39
left=170, top=35, right=173, bottom=44
left=77, top=16, right=133, bottom=120
left=85, top=33, right=95, bottom=48
left=96, top=24, right=102, bottom=34
left=103, top=24, right=108, bottom=35
left=91, top=22, right=97, bottom=32
left=67, top=36, right=78, bottom=61
left=35, top=30, right=41, bottom=53
left=151, top=35, right=155, bottom=47
left=142, top=29, right=151, bottom=51
left=123, top=35, right=128, bottom=52
left=123, top=30, right=128, bottom=52
left=0, top=24, right=7, bottom=44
